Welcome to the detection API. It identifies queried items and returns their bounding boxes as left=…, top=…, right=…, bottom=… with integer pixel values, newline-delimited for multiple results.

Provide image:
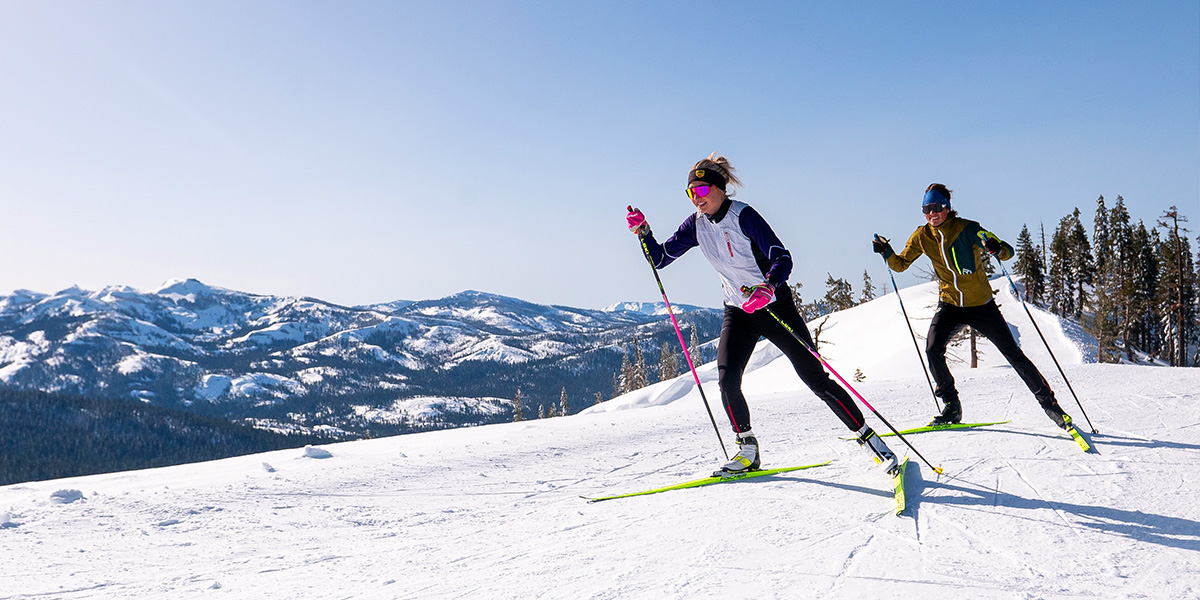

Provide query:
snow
left=116, top=353, right=155, bottom=375
left=226, top=373, right=306, bottom=401
left=604, top=300, right=709, bottom=316
left=3, top=279, right=1200, bottom=599
left=195, top=374, right=233, bottom=400
left=352, top=396, right=510, bottom=425
left=229, top=321, right=309, bottom=345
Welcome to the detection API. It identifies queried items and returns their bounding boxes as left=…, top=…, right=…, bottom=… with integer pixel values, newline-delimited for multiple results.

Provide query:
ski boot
left=1042, top=402, right=1072, bottom=430
left=714, top=431, right=760, bottom=477
left=857, top=425, right=899, bottom=475
left=929, top=396, right=962, bottom=426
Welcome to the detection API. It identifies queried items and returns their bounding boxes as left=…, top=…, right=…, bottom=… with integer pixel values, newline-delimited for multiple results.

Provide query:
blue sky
left=1, top=1, right=1196, bottom=309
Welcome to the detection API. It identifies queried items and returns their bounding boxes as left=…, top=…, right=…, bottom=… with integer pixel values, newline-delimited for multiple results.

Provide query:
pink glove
left=741, top=284, right=774, bottom=313
left=626, top=205, right=649, bottom=235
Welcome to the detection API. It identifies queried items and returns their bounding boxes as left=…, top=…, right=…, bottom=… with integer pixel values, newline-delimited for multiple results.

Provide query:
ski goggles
left=922, top=203, right=949, bottom=214
left=686, top=185, right=713, bottom=200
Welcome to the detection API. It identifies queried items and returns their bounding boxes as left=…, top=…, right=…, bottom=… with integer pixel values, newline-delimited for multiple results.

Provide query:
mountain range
left=0, top=279, right=722, bottom=438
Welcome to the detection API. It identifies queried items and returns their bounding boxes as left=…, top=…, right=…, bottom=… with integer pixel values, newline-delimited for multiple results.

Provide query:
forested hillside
left=0, top=388, right=334, bottom=485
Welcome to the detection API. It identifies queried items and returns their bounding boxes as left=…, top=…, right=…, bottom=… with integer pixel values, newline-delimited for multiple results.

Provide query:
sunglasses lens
left=687, top=185, right=711, bottom=200
left=924, top=204, right=946, bottom=214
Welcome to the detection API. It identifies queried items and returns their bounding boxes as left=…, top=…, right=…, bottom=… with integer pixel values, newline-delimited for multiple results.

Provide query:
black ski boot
left=1042, top=402, right=1072, bottom=430
left=929, top=396, right=962, bottom=426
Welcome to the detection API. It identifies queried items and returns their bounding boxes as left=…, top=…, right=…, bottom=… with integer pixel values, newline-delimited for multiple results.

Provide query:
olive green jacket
left=883, top=215, right=1014, bottom=307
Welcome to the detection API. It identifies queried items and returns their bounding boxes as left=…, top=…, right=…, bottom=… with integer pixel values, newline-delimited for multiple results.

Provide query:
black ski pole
left=999, top=265, right=1098, bottom=434
left=875, top=235, right=940, bottom=412
left=631, top=207, right=729, bottom=460
left=745, top=288, right=943, bottom=475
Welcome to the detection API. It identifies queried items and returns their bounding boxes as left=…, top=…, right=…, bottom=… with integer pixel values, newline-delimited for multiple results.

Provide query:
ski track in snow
left=3, top=285, right=1200, bottom=599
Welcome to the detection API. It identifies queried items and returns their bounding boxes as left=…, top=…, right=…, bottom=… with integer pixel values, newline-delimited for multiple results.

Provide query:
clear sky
left=2, top=1, right=1197, bottom=310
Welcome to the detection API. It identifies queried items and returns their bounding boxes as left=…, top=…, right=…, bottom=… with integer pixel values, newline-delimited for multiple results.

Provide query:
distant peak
left=153, top=279, right=217, bottom=300
left=155, top=278, right=212, bottom=296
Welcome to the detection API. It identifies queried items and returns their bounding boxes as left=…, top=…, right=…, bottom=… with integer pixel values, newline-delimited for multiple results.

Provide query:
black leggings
left=925, top=300, right=1056, bottom=406
left=716, top=289, right=866, bottom=434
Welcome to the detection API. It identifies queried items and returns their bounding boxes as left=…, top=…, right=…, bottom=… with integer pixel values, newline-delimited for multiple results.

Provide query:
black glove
left=872, top=236, right=893, bottom=256
left=984, top=237, right=1002, bottom=256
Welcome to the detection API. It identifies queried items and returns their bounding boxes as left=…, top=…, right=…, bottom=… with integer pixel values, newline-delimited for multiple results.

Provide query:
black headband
left=688, top=167, right=727, bottom=190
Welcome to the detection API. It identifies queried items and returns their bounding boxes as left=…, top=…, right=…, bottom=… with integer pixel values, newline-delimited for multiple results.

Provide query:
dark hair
left=925, top=183, right=952, bottom=201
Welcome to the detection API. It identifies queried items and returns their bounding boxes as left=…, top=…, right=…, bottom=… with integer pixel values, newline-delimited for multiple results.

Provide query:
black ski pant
left=717, top=290, right=866, bottom=435
left=925, top=299, right=1056, bottom=407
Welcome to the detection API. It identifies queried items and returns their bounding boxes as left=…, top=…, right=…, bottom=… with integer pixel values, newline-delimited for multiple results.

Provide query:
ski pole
left=874, top=234, right=940, bottom=412
left=999, top=265, right=1098, bottom=433
left=745, top=288, right=943, bottom=474
left=631, top=207, right=729, bottom=460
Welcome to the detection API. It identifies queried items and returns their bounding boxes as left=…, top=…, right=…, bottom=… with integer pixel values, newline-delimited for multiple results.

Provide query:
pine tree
left=631, top=334, right=650, bottom=389
left=618, top=331, right=650, bottom=394
left=1047, top=215, right=1075, bottom=317
left=688, top=325, right=702, bottom=367
left=594, top=392, right=603, bottom=406
left=859, top=270, right=876, bottom=304
left=542, top=403, right=551, bottom=418
left=1040, top=222, right=1048, bottom=269
left=618, top=353, right=634, bottom=395
left=1109, top=197, right=1138, bottom=360
left=1157, top=207, right=1196, bottom=366
left=823, top=273, right=854, bottom=312
left=1093, top=195, right=1111, bottom=274
left=512, top=388, right=525, bottom=422
left=1013, top=224, right=1047, bottom=305
left=1047, top=208, right=1094, bottom=319
left=1090, top=260, right=1122, bottom=363
left=559, top=387, right=569, bottom=417
left=1068, top=207, right=1095, bottom=320
left=1133, top=223, right=1162, bottom=357
left=659, top=341, right=679, bottom=381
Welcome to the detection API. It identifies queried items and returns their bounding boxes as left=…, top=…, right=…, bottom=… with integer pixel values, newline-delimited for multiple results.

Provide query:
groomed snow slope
left=2, top=281, right=1199, bottom=600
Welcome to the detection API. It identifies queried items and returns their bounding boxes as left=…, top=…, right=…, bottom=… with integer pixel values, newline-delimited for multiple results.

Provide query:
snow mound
left=302, top=446, right=333, bottom=459
left=48, top=489, right=83, bottom=504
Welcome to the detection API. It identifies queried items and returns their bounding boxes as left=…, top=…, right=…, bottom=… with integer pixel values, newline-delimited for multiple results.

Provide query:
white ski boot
left=714, top=430, right=760, bottom=477
left=857, top=425, right=898, bottom=475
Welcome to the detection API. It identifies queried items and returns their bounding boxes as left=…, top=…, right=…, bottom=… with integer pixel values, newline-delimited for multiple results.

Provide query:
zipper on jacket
left=936, top=228, right=965, bottom=305
left=724, top=232, right=734, bottom=257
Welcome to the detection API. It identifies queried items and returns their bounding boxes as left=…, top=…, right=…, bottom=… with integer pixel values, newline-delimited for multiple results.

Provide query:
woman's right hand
left=627, top=206, right=649, bottom=235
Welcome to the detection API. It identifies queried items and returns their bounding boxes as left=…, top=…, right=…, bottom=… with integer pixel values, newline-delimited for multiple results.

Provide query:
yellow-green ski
left=1063, top=416, right=1091, bottom=452
left=893, top=457, right=910, bottom=516
left=583, top=460, right=832, bottom=502
left=839, top=420, right=1010, bottom=441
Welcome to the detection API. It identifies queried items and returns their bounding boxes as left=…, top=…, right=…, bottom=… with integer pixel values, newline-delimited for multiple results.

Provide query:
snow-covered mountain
left=0, top=280, right=722, bottom=436
left=3, top=278, right=1197, bottom=599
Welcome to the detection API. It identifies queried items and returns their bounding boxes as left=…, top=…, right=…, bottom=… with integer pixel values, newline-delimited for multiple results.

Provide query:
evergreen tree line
left=0, top=387, right=336, bottom=486
left=1011, top=197, right=1198, bottom=365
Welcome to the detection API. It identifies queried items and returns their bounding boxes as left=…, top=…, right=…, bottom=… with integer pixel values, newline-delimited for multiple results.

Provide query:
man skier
left=873, top=183, right=1075, bottom=431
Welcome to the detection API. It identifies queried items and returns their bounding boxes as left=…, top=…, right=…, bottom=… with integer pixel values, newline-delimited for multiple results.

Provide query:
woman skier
left=626, top=154, right=898, bottom=476
left=872, top=183, right=1075, bottom=430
